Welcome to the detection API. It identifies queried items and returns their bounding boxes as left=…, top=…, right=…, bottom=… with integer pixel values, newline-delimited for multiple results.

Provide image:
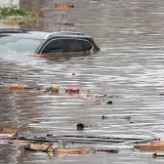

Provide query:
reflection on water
left=1, top=0, right=164, bottom=163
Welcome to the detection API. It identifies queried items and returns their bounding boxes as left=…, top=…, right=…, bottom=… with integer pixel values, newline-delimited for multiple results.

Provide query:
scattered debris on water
left=5, top=82, right=115, bottom=104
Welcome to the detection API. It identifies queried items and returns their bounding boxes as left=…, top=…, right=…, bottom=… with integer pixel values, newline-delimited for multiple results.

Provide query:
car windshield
left=0, top=35, right=41, bottom=56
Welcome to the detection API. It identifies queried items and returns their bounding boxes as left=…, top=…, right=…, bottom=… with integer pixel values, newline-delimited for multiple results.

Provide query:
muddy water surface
left=1, top=0, right=164, bottom=163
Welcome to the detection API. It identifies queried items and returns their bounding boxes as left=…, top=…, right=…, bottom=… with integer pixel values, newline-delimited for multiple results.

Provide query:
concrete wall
left=0, top=0, right=20, bottom=7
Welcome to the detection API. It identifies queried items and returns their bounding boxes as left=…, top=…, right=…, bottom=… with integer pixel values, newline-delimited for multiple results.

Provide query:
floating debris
left=101, top=115, right=108, bottom=120
left=48, top=85, right=59, bottom=94
left=65, top=87, right=80, bottom=94
left=8, top=139, right=30, bottom=147
left=6, top=83, right=109, bottom=104
left=7, top=84, right=25, bottom=92
left=96, top=148, right=118, bottom=154
left=54, top=2, right=75, bottom=9
left=153, top=153, right=164, bottom=158
left=53, top=147, right=91, bottom=156
left=25, top=141, right=53, bottom=152
left=0, top=125, right=22, bottom=135
left=7, top=133, right=119, bottom=156
left=6, top=83, right=60, bottom=94
left=47, top=134, right=53, bottom=137
left=106, top=100, right=113, bottom=105
left=134, top=139, right=164, bottom=152
left=76, top=123, right=84, bottom=131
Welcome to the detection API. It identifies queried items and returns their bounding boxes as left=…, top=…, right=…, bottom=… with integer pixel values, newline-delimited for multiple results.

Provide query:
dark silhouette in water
left=76, top=123, right=84, bottom=131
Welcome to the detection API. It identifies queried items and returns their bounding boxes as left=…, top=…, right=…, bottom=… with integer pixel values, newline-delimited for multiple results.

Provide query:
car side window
left=41, top=38, right=93, bottom=54
left=63, top=39, right=92, bottom=52
left=41, top=39, right=63, bottom=54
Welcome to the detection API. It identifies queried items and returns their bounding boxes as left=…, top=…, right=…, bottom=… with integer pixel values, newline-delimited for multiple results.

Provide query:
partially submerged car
left=0, top=28, right=100, bottom=58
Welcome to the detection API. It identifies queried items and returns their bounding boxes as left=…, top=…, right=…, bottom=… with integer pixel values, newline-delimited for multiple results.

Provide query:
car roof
left=0, top=28, right=91, bottom=40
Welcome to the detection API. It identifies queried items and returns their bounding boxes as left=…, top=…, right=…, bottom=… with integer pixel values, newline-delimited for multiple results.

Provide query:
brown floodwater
left=1, top=0, right=164, bottom=163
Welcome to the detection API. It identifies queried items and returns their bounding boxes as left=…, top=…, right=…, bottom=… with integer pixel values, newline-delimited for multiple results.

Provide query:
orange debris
left=0, top=125, right=22, bottom=134
left=7, top=84, right=25, bottom=91
left=53, top=147, right=91, bottom=157
left=134, top=140, right=164, bottom=152
left=55, top=2, right=74, bottom=9
left=25, top=142, right=53, bottom=152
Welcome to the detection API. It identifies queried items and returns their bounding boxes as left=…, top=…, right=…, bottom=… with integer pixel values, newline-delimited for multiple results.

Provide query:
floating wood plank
left=0, top=125, right=22, bottom=134
left=134, top=140, right=164, bottom=152
left=25, top=142, right=53, bottom=152
left=8, top=139, right=30, bottom=147
left=55, top=2, right=74, bottom=9
left=53, top=147, right=91, bottom=156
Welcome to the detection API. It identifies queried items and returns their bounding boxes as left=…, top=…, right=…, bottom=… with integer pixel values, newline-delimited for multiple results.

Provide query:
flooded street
left=1, top=0, right=164, bottom=163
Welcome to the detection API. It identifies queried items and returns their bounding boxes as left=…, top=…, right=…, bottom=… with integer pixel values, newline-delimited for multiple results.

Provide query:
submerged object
left=0, top=28, right=100, bottom=58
